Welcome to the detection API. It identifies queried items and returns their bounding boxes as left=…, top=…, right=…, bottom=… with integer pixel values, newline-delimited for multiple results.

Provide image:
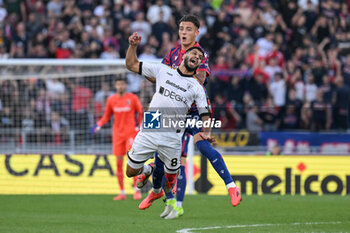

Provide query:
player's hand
left=128, top=32, right=142, bottom=46
left=91, top=124, right=101, bottom=134
left=198, top=132, right=217, bottom=144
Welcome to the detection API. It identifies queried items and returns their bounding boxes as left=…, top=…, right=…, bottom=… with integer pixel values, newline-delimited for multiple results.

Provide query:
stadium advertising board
left=0, top=154, right=125, bottom=194
left=260, top=132, right=350, bottom=154
left=205, top=156, right=350, bottom=196
left=212, top=130, right=259, bottom=147
left=0, top=154, right=349, bottom=195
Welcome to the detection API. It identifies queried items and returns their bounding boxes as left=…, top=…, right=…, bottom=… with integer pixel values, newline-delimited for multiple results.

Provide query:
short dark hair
left=115, top=77, right=127, bottom=83
left=179, top=14, right=200, bottom=29
left=185, top=46, right=204, bottom=57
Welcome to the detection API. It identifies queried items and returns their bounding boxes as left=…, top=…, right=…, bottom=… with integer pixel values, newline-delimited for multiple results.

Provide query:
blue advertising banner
left=260, top=132, right=350, bottom=154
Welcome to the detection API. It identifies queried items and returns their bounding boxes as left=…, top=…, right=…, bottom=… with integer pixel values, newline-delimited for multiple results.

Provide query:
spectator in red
left=266, top=44, right=284, bottom=68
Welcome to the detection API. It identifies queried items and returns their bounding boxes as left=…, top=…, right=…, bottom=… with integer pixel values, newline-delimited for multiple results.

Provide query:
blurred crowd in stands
left=1, top=0, right=350, bottom=144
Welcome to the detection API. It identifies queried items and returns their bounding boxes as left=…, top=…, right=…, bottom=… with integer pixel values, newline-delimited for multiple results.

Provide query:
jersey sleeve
left=161, top=48, right=175, bottom=66
left=194, top=85, right=211, bottom=117
left=141, top=62, right=161, bottom=79
left=198, top=51, right=211, bottom=77
left=97, top=96, right=113, bottom=127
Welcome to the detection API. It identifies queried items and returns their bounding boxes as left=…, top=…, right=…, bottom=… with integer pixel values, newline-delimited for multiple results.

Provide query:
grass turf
left=0, top=194, right=349, bottom=233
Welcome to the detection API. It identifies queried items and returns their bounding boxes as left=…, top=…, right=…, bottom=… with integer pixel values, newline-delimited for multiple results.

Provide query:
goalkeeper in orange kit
left=92, top=77, right=143, bottom=200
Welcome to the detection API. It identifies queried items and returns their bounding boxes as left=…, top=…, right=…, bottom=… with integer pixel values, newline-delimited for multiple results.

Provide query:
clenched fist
left=129, top=32, right=142, bottom=46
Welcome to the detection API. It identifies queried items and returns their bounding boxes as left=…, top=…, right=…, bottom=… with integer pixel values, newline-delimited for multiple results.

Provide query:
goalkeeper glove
left=91, top=124, right=101, bottom=134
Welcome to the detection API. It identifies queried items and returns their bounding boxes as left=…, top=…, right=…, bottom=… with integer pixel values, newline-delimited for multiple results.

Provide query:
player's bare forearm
left=125, top=45, right=140, bottom=73
left=197, top=114, right=216, bottom=144
left=125, top=32, right=142, bottom=73
left=144, top=76, right=156, bottom=83
left=201, top=114, right=212, bottom=135
left=196, top=70, right=207, bottom=85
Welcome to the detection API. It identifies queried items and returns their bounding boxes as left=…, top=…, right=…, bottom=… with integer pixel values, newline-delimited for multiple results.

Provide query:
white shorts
left=127, top=131, right=181, bottom=174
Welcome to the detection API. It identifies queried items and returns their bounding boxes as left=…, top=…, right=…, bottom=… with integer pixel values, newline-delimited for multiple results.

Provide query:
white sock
left=143, top=164, right=152, bottom=175
left=120, top=190, right=126, bottom=195
left=226, top=182, right=236, bottom=189
left=176, top=201, right=183, bottom=208
left=153, top=188, right=162, bottom=194
left=134, top=187, right=140, bottom=191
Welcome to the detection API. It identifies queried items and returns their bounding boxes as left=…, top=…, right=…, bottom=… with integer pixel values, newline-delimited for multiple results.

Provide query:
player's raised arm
left=126, top=32, right=142, bottom=74
left=126, top=32, right=160, bottom=80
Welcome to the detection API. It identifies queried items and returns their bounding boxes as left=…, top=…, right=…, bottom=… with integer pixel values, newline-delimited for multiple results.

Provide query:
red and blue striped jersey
left=161, top=42, right=211, bottom=85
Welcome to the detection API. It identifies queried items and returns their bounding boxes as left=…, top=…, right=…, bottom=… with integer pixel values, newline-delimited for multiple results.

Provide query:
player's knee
left=126, top=170, right=132, bottom=177
left=126, top=171, right=134, bottom=178
left=126, top=166, right=136, bottom=177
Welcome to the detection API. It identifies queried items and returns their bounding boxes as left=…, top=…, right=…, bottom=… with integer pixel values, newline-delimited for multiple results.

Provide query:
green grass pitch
left=0, top=194, right=349, bottom=233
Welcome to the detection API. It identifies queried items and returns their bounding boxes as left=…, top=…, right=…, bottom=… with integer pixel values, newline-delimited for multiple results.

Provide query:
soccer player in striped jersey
left=137, top=14, right=241, bottom=219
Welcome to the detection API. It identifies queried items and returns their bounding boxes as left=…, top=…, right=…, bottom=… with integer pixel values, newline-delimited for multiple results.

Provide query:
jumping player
left=92, top=77, right=143, bottom=200
left=137, top=15, right=241, bottom=219
left=125, top=32, right=215, bottom=203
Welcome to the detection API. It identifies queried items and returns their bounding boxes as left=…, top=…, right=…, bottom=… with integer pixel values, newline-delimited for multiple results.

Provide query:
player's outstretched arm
left=194, top=84, right=216, bottom=144
left=198, top=114, right=216, bottom=144
left=91, top=97, right=113, bottom=134
left=126, top=32, right=142, bottom=74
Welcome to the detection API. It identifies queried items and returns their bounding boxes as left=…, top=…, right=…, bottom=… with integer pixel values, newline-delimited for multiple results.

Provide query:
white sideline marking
left=176, top=221, right=344, bottom=233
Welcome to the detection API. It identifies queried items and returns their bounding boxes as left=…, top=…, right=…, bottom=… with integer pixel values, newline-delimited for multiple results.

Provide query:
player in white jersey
left=125, top=32, right=215, bottom=193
